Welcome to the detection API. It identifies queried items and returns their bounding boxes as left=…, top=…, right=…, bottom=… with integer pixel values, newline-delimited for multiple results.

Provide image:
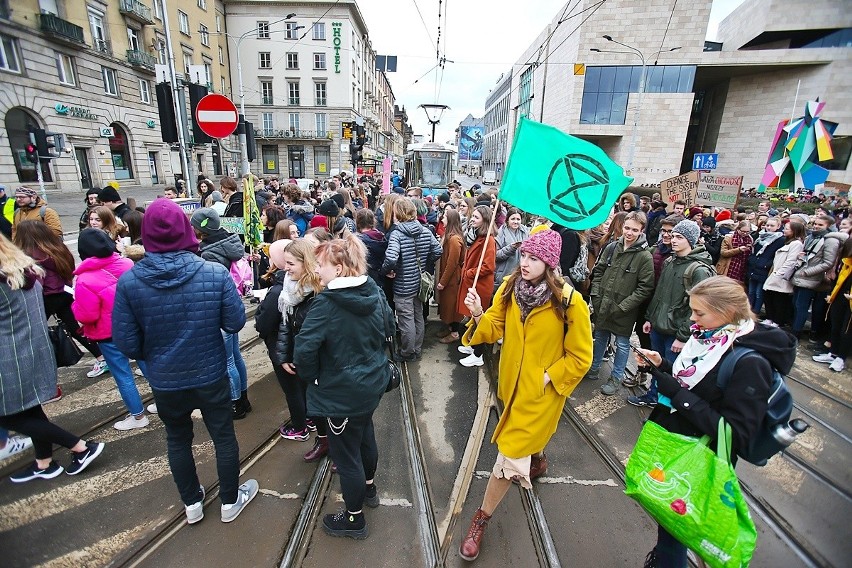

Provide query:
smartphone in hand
left=630, top=344, right=656, bottom=367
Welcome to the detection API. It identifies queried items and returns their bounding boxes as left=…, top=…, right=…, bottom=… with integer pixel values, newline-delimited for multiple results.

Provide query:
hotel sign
left=332, top=22, right=342, bottom=73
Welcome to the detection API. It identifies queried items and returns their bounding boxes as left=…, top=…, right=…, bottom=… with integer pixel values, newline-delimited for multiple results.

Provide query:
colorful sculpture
left=758, top=99, right=838, bottom=193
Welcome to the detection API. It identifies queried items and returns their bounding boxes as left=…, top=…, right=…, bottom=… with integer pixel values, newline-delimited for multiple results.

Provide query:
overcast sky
left=356, top=0, right=746, bottom=144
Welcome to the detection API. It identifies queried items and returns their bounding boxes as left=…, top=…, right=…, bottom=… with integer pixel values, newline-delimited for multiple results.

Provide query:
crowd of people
left=0, top=171, right=847, bottom=566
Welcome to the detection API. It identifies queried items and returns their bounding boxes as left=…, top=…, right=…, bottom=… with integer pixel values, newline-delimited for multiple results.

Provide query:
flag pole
left=471, top=199, right=500, bottom=291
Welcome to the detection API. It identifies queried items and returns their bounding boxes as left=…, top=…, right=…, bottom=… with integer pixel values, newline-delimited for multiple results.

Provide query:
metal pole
left=36, top=158, right=46, bottom=202
left=431, top=121, right=436, bottom=143
left=160, top=0, right=192, bottom=193
left=626, top=53, right=646, bottom=175
left=176, top=84, right=196, bottom=194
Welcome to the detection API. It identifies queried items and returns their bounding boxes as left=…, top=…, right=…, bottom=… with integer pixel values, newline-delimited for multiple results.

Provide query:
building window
left=285, top=22, right=299, bottom=39
left=110, top=123, right=133, bottom=179
left=286, top=52, right=298, bottom=69
left=139, top=79, right=150, bottom=103
left=314, top=146, right=330, bottom=174
left=313, top=53, right=326, bottom=70
left=518, top=66, right=534, bottom=121
left=288, top=81, right=300, bottom=105
left=89, top=8, right=109, bottom=53
left=257, top=21, right=269, bottom=39
left=288, top=145, right=304, bottom=177
left=262, top=112, right=274, bottom=135
left=0, top=35, right=21, bottom=73
left=204, top=62, right=211, bottom=84
left=5, top=108, right=52, bottom=183
left=197, top=0, right=206, bottom=10
left=261, top=81, right=273, bottom=104
left=215, top=14, right=221, bottom=32
left=259, top=52, right=271, bottom=68
left=200, top=24, right=209, bottom=46
left=183, top=53, right=191, bottom=75
left=315, top=82, right=326, bottom=106
left=178, top=11, right=190, bottom=35
left=312, top=22, right=325, bottom=40
left=127, top=27, right=140, bottom=51
left=315, top=113, right=327, bottom=136
left=821, top=135, right=852, bottom=170
left=288, top=112, right=299, bottom=131
left=102, top=66, right=119, bottom=96
left=220, top=76, right=226, bottom=94
left=262, top=145, right=278, bottom=173
left=55, top=52, right=75, bottom=84
left=153, top=0, right=162, bottom=19
left=218, top=46, right=224, bottom=65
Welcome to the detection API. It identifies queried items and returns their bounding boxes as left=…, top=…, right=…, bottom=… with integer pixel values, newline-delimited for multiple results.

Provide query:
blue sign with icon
left=693, top=153, right=718, bottom=170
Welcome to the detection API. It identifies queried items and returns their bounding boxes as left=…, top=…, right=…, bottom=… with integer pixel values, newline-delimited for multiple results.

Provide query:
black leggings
left=0, top=406, right=80, bottom=460
left=43, top=292, right=102, bottom=358
left=763, top=290, right=793, bottom=327
left=829, top=299, right=852, bottom=359
left=266, top=342, right=326, bottom=436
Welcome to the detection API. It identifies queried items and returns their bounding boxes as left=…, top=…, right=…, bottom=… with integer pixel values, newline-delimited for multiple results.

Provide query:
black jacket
left=113, top=202, right=132, bottom=222
left=746, top=233, right=785, bottom=282
left=552, top=224, right=581, bottom=280
left=224, top=192, right=244, bottom=217
left=255, top=270, right=285, bottom=343
left=199, top=229, right=244, bottom=268
left=649, top=323, right=796, bottom=461
left=273, top=286, right=317, bottom=367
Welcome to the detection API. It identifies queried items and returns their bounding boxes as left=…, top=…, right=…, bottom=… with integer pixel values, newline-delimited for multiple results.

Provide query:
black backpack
left=717, top=347, right=794, bottom=466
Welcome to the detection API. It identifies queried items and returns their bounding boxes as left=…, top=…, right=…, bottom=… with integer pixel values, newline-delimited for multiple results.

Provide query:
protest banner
left=660, top=171, right=699, bottom=211
left=219, top=216, right=245, bottom=234
left=696, top=174, right=742, bottom=209
left=821, top=181, right=850, bottom=198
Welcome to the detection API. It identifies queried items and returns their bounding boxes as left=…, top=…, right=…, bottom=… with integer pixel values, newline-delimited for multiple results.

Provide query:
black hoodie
left=649, top=323, right=796, bottom=461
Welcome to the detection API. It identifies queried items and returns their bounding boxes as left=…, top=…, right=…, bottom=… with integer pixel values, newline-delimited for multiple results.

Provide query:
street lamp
left=593, top=36, right=681, bottom=174
left=418, top=104, right=450, bottom=143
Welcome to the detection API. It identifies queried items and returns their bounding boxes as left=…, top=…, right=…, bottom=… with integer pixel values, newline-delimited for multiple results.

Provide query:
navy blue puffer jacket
left=113, top=251, right=246, bottom=391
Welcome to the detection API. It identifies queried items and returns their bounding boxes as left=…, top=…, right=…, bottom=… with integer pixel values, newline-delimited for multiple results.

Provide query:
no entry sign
left=195, top=94, right=238, bottom=139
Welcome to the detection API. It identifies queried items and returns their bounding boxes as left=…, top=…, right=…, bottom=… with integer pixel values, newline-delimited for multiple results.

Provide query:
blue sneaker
left=628, top=392, right=657, bottom=407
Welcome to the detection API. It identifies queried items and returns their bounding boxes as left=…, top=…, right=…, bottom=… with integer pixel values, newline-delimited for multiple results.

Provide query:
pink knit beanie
left=519, top=228, right=562, bottom=269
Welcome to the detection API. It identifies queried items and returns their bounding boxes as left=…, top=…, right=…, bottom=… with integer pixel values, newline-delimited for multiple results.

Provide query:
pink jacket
left=72, top=254, right=134, bottom=341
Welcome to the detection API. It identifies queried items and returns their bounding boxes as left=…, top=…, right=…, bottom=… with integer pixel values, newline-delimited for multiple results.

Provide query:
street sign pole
left=159, top=0, right=192, bottom=195
left=36, top=157, right=46, bottom=202
left=176, top=83, right=196, bottom=196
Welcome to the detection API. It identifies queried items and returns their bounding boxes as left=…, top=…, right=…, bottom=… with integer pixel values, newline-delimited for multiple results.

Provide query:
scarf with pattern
left=513, top=276, right=552, bottom=322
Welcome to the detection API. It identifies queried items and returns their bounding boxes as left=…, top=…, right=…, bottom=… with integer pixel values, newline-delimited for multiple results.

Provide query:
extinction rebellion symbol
left=546, top=154, right=611, bottom=224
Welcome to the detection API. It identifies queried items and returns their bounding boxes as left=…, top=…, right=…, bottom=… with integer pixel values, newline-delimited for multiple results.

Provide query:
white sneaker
left=87, top=360, right=109, bottom=378
left=0, top=435, right=33, bottom=460
left=186, top=485, right=206, bottom=524
left=114, top=414, right=150, bottom=431
left=829, top=357, right=846, bottom=373
left=134, top=368, right=145, bottom=377
left=457, top=345, right=474, bottom=355
left=812, top=353, right=836, bottom=364
left=221, top=479, right=259, bottom=522
left=459, top=353, right=484, bottom=367
left=147, top=403, right=158, bottom=414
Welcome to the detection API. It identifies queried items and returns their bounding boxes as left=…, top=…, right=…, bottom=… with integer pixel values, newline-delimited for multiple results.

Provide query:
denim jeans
left=747, top=278, right=766, bottom=314
left=153, top=378, right=240, bottom=506
left=223, top=331, right=248, bottom=401
left=654, top=523, right=688, bottom=567
left=792, top=286, right=817, bottom=334
left=98, top=340, right=144, bottom=416
left=589, top=329, right=630, bottom=380
left=327, top=412, right=378, bottom=512
left=646, top=331, right=678, bottom=399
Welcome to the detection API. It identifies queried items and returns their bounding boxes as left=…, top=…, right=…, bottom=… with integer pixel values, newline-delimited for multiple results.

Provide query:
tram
left=403, top=142, right=457, bottom=196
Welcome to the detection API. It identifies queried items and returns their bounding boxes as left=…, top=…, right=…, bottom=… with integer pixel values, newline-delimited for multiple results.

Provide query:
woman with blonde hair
left=378, top=193, right=401, bottom=235
left=294, top=234, right=393, bottom=539
left=456, top=205, right=497, bottom=367
left=0, top=234, right=105, bottom=483
left=635, top=276, right=795, bottom=567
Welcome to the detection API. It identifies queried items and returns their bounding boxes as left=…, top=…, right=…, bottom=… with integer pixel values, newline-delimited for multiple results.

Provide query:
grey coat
left=381, top=220, right=442, bottom=298
left=792, top=231, right=847, bottom=289
left=0, top=279, right=57, bottom=416
left=494, top=224, right=529, bottom=289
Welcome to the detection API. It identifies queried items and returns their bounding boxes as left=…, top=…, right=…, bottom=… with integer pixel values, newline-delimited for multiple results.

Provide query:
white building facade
left=224, top=0, right=400, bottom=178
left=482, top=71, right=511, bottom=181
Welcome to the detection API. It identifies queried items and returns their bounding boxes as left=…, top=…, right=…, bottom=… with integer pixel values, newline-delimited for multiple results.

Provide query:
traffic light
left=156, top=82, right=179, bottom=143
left=25, top=138, right=38, bottom=163
left=350, top=123, right=366, bottom=166
left=34, top=128, right=53, bottom=158
left=349, top=142, right=363, bottom=166
left=244, top=120, right=256, bottom=162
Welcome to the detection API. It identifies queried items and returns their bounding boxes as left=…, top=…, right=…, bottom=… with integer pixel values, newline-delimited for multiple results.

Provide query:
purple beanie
left=520, top=229, right=562, bottom=269
left=142, top=198, right=199, bottom=254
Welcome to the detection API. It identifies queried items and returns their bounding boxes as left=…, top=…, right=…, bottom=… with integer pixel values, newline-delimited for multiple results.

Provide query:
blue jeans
left=98, top=340, right=144, bottom=416
left=223, top=331, right=248, bottom=401
left=654, top=523, right=688, bottom=567
left=589, top=329, right=630, bottom=380
left=792, top=286, right=817, bottom=334
left=153, top=378, right=239, bottom=506
left=747, top=278, right=766, bottom=314
left=646, top=331, right=678, bottom=399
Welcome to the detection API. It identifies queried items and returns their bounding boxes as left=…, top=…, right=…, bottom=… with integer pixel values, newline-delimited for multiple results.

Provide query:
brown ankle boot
left=530, top=453, right=548, bottom=480
left=459, top=508, right=491, bottom=561
left=303, top=436, right=329, bottom=462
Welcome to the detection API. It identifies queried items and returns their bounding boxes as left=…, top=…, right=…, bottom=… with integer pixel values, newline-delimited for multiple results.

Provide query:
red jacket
left=72, top=254, right=134, bottom=341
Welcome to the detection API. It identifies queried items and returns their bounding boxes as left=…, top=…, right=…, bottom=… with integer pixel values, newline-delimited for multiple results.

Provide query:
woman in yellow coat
left=457, top=229, right=593, bottom=561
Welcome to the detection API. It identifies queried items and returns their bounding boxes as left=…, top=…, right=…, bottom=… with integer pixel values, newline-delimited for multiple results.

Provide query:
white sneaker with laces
left=134, top=367, right=144, bottom=377
left=87, top=360, right=109, bottom=378
left=114, top=414, right=150, bottom=431
left=457, top=345, right=474, bottom=355
left=459, top=353, right=484, bottom=367
left=221, top=479, right=259, bottom=522
left=147, top=403, right=158, bottom=414
left=186, top=485, right=206, bottom=524
left=0, top=435, right=33, bottom=460
left=812, top=353, right=837, bottom=364
left=829, top=357, right=845, bottom=373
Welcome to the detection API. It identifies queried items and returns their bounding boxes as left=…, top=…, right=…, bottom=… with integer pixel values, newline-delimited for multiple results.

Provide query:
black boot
left=232, top=400, right=247, bottom=420
left=240, top=390, right=252, bottom=413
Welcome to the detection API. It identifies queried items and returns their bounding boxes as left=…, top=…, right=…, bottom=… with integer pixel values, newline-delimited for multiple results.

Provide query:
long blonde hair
left=688, top=276, right=755, bottom=324
left=0, top=234, right=45, bottom=290
left=284, top=239, right=323, bottom=293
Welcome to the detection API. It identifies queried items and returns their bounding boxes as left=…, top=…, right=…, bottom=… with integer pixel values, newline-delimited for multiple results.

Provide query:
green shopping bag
left=625, top=419, right=757, bottom=568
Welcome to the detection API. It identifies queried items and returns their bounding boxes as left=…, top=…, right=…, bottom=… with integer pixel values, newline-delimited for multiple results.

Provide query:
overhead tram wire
left=411, top=0, right=438, bottom=53
left=656, top=0, right=679, bottom=65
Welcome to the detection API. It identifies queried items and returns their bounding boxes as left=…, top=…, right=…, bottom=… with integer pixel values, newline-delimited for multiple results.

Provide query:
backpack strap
left=561, top=282, right=576, bottom=337
left=40, top=205, right=46, bottom=221
left=716, top=346, right=757, bottom=390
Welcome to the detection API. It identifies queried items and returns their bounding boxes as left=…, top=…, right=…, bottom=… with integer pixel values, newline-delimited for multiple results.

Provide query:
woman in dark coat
left=437, top=208, right=465, bottom=342
left=0, top=234, right=104, bottom=483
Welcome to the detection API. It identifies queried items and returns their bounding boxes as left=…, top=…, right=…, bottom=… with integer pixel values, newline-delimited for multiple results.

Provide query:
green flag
left=242, top=177, right=263, bottom=248
left=499, top=118, right=633, bottom=230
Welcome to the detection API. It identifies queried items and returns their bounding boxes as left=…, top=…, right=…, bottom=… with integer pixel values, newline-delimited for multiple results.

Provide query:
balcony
left=39, top=13, right=85, bottom=46
left=261, top=96, right=274, bottom=105
left=254, top=129, right=332, bottom=140
left=94, top=39, right=112, bottom=55
left=119, top=0, right=154, bottom=25
left=127, top=49, right=156, bottom=71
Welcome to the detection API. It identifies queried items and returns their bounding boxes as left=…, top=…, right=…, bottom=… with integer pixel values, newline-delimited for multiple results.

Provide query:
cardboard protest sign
left=219, top=216, right=245, bottom=234
left=660, top=171, right=699, bottom=211
left=697, top=174, right=742, bottom=209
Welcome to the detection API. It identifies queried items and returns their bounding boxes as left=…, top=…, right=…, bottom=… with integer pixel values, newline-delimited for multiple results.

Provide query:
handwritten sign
left=220, top=216, right=245, bottom=234
left=382, top=157, right=391, bottom=195
left=660, top=171, right=699, bottom=211
left=696, top=174, right=742, bottom=209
